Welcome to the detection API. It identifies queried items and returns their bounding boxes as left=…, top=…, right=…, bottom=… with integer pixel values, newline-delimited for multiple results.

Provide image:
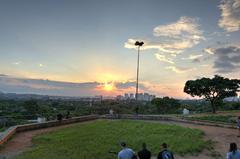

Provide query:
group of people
left=117, top=142, right=240, bottom=159
left=117, top=142, right=174, bottom=159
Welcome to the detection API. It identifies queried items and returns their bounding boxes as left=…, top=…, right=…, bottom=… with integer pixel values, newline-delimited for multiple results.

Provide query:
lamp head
left=135, top=41, right=144, bottom=46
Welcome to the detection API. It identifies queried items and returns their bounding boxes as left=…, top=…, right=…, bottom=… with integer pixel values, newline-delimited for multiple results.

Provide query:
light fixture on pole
left=134, top=41, right=144, bottom=101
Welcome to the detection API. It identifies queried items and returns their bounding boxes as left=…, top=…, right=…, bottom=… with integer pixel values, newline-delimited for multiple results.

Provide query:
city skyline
left=0, top=0, right=240, bottom=98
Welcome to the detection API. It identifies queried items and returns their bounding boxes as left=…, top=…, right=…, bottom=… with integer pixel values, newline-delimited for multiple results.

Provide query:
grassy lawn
left=16, top=120, right=208, bottom=159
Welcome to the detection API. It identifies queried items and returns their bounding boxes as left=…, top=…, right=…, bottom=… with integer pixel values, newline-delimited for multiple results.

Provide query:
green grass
left=189, top=115, right=236, bottom=124
left=16, top=120, right=208, bottom=159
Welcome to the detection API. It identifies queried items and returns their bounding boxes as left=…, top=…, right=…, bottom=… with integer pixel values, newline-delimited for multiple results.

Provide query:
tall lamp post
left=135, top=41, right=144, bottom=101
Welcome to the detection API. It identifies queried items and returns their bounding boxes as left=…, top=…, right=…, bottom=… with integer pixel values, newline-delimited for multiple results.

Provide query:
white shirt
left=118, top=148, right=134, bottom=159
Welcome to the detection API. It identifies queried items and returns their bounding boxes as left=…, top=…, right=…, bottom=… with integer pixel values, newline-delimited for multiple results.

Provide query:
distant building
left=124, top=93, right=129, bottom=100
left=130, top=93, right=135, bottom=99
left=117, top=92, right=155, bottom=102
left=183, top=108, right=190, bottom=115
left=224, top=96, right=240, bottom=102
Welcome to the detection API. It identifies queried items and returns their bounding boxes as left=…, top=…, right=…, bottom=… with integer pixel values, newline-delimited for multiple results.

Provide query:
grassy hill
left=16, top=120, right=208, bottom=159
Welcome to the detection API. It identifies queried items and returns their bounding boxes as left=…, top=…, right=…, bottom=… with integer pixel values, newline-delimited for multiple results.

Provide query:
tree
left=184, top=75, right=240, bottom=113
left=151, top=97, right=180, bottom=114
left=23, top=100, right=40, bottom=116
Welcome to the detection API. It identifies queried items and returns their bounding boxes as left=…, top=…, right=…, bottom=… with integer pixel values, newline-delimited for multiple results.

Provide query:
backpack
left=162, top=150, right=173, bottom=159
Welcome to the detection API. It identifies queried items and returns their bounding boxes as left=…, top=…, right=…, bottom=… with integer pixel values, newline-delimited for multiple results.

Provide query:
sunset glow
left=0, top=0, right=239, bottom=98
left=103, top=82, right=114, bottom=91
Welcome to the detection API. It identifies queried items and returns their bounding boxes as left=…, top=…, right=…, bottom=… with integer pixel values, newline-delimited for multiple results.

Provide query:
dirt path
left=0, top=120, right=239, bottom=159
left=0, top=122, right=89, bottom=158
left=155, top=120, right=239, bottom=159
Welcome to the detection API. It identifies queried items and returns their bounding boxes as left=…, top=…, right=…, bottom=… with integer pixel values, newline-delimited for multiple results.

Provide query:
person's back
left=227, top=150, right=240, bottom=159
left=118, top=148, right=135, bottom=159
left=227, top=143, right=240, bottom=159
left=138, top=143, right=151, bottom=159
left=118, top=142, right=135, bottom=159
left=157, top=143, right=174, bottom=159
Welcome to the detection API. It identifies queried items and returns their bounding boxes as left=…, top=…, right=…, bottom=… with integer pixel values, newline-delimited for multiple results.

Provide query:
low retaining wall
left=0, top=115, right=98, bottom=147
left=1, top=114, right=236, bottom=149
left=0, top=126, right=17, bottom=146
left=102, top=114, right=237, bottom=129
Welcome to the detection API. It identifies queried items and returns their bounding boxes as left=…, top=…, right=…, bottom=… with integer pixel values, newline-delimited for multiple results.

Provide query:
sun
left=103, top=83, right=114, bottom=91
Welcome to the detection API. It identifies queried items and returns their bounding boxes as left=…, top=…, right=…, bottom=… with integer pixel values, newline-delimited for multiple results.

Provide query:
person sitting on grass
left=138, top=143, right=151, bottom=159
left=118, top=142, right=137, bottom=159
left=57, top=113, right=63, bottom=121
left=157, top=143, right=174, bottom=159
left=237, top=116, right=240, bottom=137
left=227, top=143, right=240, bottom=159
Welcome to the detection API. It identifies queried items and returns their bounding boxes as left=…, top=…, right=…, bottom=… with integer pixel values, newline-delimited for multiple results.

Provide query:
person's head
left=142, top=143, right=147, bottom=149
left=229, top=143, right=237, bottom=152
left=161, top=143, right=168, bottom=149
left=120, top=142, right=127, bottom=148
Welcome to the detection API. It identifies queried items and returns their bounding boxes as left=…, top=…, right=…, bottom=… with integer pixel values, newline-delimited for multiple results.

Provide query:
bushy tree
left=151, top=97, right=180, bottom=114
left=23, top=100, right=40, bottom=116
left=184, top=75, right=240, bottom=113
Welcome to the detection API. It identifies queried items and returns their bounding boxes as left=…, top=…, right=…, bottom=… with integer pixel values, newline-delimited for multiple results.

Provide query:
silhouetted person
left=157, top=143, right=174, bottom=159
left=135, top=106, right=139, bottom=115
left=57, top=113, right=63, bottom=121
left=118, top=142, right=136, bottom=159
left=138, top=143, right=151, bottom=159
left=227, top=143, right=240, bottom=159
left=237, top=116, right=240, bottom=137
left=66, top=111, right=71, bottom=119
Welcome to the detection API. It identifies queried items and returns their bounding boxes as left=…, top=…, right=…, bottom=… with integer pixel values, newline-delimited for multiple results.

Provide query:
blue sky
left=0, top=0, right=239, bottom=98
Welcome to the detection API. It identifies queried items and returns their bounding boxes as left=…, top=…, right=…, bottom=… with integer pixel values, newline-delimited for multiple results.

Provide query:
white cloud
left=189, top=54, right=203, bottom=60
left=218, top=0, right=240, bottom=32
left=39, top=64, right=44, bottom=67
left=12, top=61, right=21, bottom=65
left=182, top=54, right=203, bottom=60
left=165, top=66, right=193, bottom=74
left=155, top=53, right=174, bottom=64
left=203, top=47, right=215, bottom=55
left=200, top=64, right=209, bottom=67
left=124, top=16, right=204, bottom=55
left=153, top=17, right=203, bottom=38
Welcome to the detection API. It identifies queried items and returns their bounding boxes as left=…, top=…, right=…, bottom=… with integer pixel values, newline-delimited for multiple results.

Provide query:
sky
left=0, top=0, right=239, bottom=98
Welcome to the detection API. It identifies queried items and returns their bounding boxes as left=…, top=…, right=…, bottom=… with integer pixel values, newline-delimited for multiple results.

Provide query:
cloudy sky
left=0, top=0, right=239, bottom=98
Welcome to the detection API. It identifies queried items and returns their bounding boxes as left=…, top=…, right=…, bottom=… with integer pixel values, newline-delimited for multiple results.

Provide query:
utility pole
left=134, top=41, right=144, bottom=101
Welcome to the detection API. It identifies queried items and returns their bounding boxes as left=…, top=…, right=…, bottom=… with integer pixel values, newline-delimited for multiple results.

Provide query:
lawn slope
left=16, top=120, right=208, bottom=159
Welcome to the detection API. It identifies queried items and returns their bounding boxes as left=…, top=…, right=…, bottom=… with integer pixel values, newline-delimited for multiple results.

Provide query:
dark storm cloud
left=213, top=46, right=240, bottom=73
left=0, top=76, right=145, bottom=96
left=0, top=75, right=101, bottom=96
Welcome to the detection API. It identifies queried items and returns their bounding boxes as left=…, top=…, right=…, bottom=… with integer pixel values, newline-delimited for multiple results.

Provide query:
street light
left=135, top=41, right=144, bottom=101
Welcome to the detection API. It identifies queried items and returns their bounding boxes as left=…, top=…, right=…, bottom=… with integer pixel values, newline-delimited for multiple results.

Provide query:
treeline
left=1, top=97, right=240, bottom=129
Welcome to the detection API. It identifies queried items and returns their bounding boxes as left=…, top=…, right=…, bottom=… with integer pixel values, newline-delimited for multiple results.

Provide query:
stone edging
left=101, top=114, right=237, bottom=129
left=0, top=115, right=98, bottom=147
left=0, top=114, right=237, bottom=149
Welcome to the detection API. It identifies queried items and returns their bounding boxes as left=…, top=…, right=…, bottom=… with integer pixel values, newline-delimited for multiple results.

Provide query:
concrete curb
left=101, top=114, right=237, bottom=129
left=0, top=114, right=236, bottom=153
left=0, top=115, right=98, bottom=147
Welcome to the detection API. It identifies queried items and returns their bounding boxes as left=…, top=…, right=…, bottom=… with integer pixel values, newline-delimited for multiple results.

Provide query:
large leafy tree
left=184, top=75, right=240, bottom=113
left=151, top=96, right=180, bottom=114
